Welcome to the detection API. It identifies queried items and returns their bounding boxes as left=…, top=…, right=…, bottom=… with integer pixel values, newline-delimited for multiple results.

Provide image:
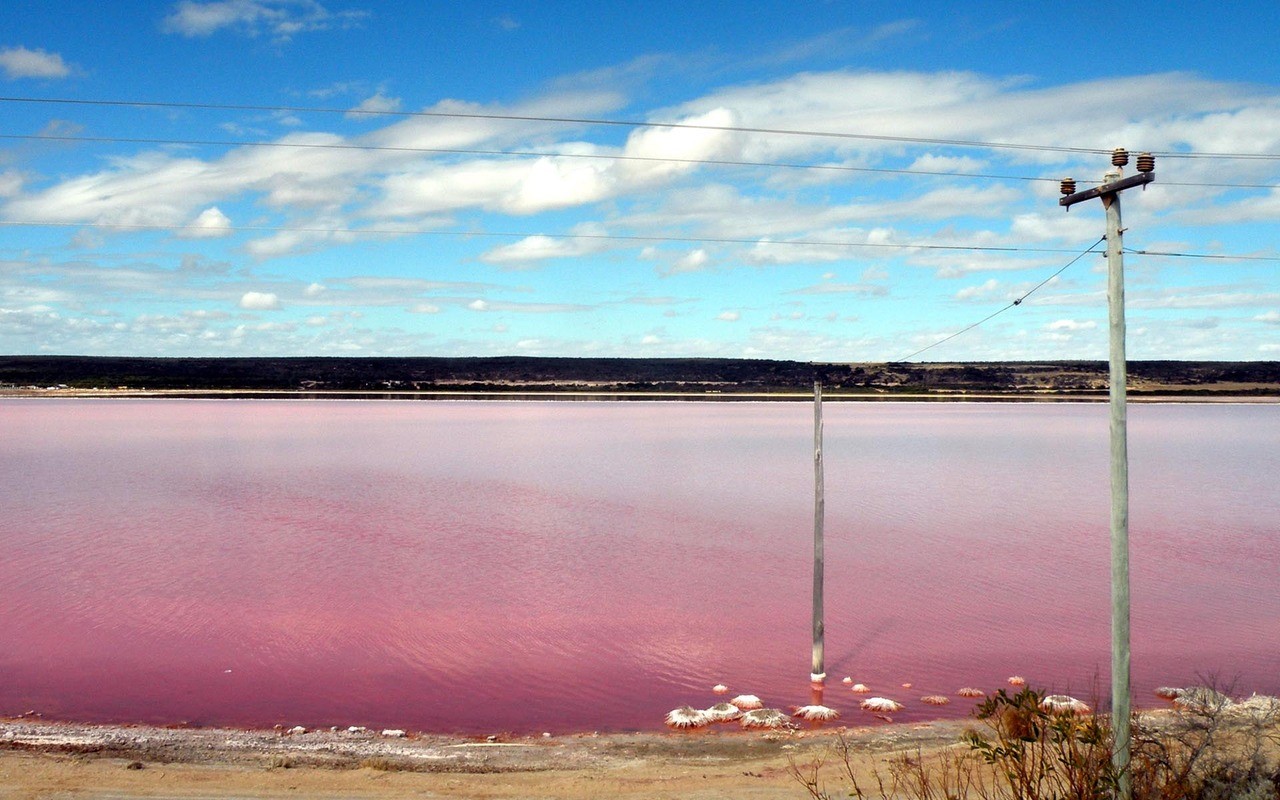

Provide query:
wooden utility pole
left=1060, top=149, right=1154, bottom=800
left=811, top=380, right=825, bottom=682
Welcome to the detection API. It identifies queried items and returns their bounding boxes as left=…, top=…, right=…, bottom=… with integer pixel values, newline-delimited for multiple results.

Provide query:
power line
left=10, top=132, right=1279, bottom=190
left=0, top=94, right=1117, bottom=155
left=0, top=133, right=1062, bottom=184
left=12, top=134, right=1280, bottom=203
left=13, top=94, right=1279, bottom=162
left=0, top=217, right=1092, bottom=255
left=893, top=236, right=1106, bottom=363
left=1124, top=247, right=1280, bottom=262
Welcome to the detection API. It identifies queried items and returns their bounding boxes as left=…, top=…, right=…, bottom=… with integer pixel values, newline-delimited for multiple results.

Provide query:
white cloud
left=1254, top=310, right=1280, bottom=324
left=1133, top=292, right=1280, bottom=310
left=480, top=231, right=611, bottom=264
left=182, top=206, right=232, bottom=238
left=161, top=0, right=366, bottom=40
left=663, top=248, right=709, bottom=276
left=4, top=62, right=1279, bottom=361
left=304, top=282, right=326, bottom=297
left=907, top=154, right=988, bottom=174
left=1046, top=319, right=1097, bottom=331
left=617, top=107, right=739, bottom=183
left=239, top=291, right=281, bottom=310
left=0, top=171, right=23, bottom=198
left=717, top=310, right=741, bottom=322
left=956, top=278, right=1001, bottom=300
left=791, top=282, right=887, bottom=296
left=461, top=298, right=589, bottom=314
left=372, top=155, right=611, bottom=219
left=346, top=92, right=402, bottom=119
left=410, top=303, right=440, bottom=314
left=0, top=46, right=71, bottom=79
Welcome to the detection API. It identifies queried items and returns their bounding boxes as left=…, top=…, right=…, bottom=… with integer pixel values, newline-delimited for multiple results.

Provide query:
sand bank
left=1, top=716, right=970, bottom=799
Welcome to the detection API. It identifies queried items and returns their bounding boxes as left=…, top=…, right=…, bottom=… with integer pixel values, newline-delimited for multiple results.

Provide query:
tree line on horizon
left=2, top=355, right=1278, bottom=395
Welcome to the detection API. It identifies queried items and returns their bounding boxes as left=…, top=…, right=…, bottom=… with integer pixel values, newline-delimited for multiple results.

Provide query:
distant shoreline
left=3, top=356, right=1278, bottom=401
left=2, top=387, right=1278, bottom=403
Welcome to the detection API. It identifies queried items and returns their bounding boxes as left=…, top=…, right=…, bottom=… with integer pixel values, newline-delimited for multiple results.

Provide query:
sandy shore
left=0, top=716, right=970, bottom=799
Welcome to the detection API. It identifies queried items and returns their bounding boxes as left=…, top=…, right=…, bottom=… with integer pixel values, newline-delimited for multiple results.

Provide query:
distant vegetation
left=1, top=356, right=1278, bottom=397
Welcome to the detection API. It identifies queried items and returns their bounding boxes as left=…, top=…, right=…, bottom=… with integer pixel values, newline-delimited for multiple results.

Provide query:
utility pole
left=1060, top=148, right=1154, bottom=800
left=811, top=380, right=825, bottom=683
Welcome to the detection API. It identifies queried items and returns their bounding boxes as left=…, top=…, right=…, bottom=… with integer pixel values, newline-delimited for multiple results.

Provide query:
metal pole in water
left=811, top=380, right=825, bottom=682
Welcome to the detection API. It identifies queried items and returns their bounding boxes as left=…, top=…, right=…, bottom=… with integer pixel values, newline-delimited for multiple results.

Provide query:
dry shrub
left=1131, top=685, right=1280, bottom=800
left=963, top=687, right=1116, bottom=800
left=789, top=684, right=1280, bottom=800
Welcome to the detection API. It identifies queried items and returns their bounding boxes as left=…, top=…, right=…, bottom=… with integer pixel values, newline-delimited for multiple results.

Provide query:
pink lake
left=1, top=399, right=1277, bottom=734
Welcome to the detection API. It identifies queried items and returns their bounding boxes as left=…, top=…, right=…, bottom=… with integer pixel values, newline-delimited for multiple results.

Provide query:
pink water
left=2, top=400, right=1277, bottom=734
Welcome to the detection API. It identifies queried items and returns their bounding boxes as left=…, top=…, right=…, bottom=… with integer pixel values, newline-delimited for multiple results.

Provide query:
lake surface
left=2, top=400, right=1277, bottom=734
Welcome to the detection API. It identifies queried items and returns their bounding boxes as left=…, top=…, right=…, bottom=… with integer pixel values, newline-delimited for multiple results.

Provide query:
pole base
left=810, top=672, right=826, bottom=682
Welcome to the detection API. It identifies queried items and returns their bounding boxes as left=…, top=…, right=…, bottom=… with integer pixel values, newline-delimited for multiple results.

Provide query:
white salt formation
left=793, top=705, right=840, bottom=721
left=665, top=706, right=711, bottom=729
left=739, top=708, right=793, bottom=729
left=729, top=694, right=763, bottom=710
left=860, top=697, right=903, bottom=713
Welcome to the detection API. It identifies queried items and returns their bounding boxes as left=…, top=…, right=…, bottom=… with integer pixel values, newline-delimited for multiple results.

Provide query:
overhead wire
left=7, top=132, right=1280, bottom=190
left=892, top=236, right=1107, bottom=363
left=0, top=95, right=1120, bottom=155
left=5, top=94, right=1280, bottom=162
left=1124, top=248, right=1280, bottom=262
left=0, top=132, right=1064, bottom=184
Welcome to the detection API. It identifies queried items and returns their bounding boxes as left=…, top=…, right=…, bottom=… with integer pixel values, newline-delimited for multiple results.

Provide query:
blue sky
left=2, top=0, right=1278, bottom=361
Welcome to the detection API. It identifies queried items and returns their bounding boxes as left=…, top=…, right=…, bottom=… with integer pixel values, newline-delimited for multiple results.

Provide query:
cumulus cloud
left=0, top=46, right=71, bottom=79
left=181, top=206, right=233, bottom=238
left=1254, top=310, right=1280, bottom=324
left=239, top=291, right=281, bottom=310
left=161, top=0, right=367, bottom=40
left=716, top=310, right=741, bottom=321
